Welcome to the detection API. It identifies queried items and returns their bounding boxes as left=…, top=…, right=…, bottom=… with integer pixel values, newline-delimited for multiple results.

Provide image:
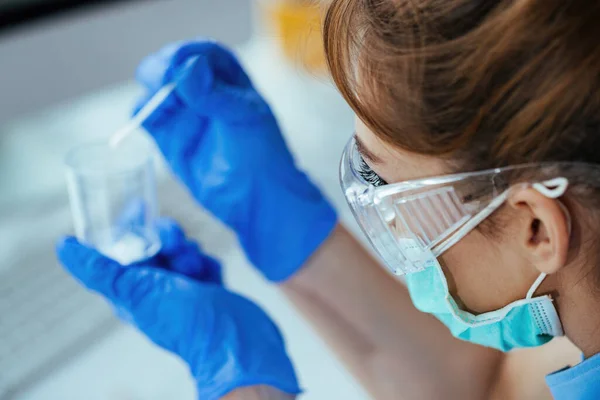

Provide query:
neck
left=553, top=271, right=600, bottom=358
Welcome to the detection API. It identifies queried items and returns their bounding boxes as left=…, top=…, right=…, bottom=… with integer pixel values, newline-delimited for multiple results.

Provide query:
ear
left=507, top=188, right=571, bottom=274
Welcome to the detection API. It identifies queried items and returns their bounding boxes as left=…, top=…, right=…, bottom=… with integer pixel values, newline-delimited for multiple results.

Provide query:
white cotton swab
left=109, top=83, right=176, bottom=147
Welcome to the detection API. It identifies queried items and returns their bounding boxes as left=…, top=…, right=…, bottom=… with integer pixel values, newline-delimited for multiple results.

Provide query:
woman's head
left=325, top=0, right=600, bottom=352
left=325, top=0, right=600, bottom=166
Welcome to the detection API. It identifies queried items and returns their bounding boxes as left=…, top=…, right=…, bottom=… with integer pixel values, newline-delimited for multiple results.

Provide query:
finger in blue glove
left=56, top=233, right=301, bottom=399
left=155, top=217, right=222, bottom=284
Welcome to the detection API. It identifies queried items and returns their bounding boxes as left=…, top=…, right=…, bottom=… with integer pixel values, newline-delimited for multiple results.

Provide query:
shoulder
left=490, top=338, right=581, bottom=400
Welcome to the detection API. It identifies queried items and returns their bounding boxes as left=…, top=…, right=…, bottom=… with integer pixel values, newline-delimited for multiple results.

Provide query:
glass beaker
left=65, top=137, right=161, bottom=265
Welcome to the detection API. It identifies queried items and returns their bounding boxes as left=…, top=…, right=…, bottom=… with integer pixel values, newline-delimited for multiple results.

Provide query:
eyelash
left=358, top=158, right=388, bottom=187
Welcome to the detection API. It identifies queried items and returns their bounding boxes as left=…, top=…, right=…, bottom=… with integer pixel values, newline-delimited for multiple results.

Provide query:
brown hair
left=323, top=0, right=600, bottom=170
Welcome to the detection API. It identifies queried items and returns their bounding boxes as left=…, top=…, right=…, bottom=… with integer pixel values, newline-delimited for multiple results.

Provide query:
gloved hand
left=134, top=40, right=337, bottom=282
left=56, top=218, right=301, bottom=400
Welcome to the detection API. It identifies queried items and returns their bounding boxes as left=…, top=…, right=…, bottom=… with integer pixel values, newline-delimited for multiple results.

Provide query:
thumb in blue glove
left=56, top=218, right=301, bottom=399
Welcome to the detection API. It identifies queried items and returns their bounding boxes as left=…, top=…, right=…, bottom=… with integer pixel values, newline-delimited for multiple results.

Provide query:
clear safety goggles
left=340, top=137, right=581, bottom=276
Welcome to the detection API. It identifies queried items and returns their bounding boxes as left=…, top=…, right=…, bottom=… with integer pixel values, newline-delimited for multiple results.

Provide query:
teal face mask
left=401, top=179, right=571, bottom=352
left=340, top=141, right=574, bottom=351
left=405, top=257, right=564, bottom=352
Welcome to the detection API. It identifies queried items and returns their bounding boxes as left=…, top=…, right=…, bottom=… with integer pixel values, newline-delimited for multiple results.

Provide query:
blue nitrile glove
left=56, top=218, right=301, bottom=400
left=134, top=40, right=337, bottom=282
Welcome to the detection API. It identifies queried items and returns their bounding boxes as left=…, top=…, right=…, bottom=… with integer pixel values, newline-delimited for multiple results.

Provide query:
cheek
left=439, top=231, right=522, bottom=314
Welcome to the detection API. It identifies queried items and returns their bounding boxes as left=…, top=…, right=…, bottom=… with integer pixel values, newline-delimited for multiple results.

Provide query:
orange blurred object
left=261, top=1, right=327, bottom=73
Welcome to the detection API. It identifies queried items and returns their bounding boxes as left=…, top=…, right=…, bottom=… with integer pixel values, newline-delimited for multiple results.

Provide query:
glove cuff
left=263, top=201, right=337, bottom=283
left=234, top=170, right=338, bottom=283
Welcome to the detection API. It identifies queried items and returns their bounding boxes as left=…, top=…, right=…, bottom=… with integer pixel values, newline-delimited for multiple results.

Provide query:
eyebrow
left=354, top=134, right=383, bottom=164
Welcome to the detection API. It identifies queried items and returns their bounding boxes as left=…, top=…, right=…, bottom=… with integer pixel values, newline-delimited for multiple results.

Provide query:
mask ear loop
left=526, top=177, right=571, bottom=299
left=526, top=273, right=548, bottom=299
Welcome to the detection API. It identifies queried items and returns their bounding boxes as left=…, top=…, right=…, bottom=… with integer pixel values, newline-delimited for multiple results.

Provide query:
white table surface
left=4, top=38, right=372, bottom=400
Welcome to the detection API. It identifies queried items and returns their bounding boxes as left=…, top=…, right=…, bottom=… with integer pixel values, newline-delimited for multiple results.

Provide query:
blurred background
left=0, top=1, right=364, bottom=399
